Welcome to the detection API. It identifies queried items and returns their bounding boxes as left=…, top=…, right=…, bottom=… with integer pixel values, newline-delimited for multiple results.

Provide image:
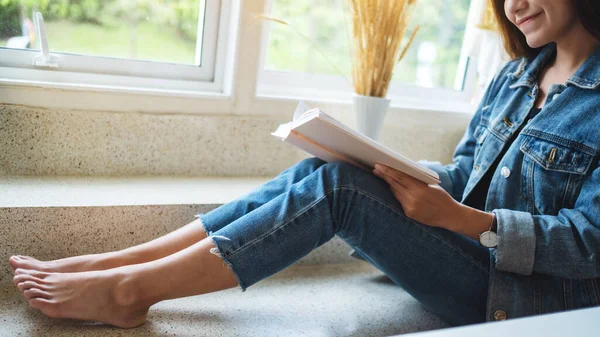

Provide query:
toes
left=24, top=288, right=51, bottom=300
left=13, top=274, right=45, bottom=285
left=29, top=298, right=60, bottom=318
left=14, top=268, right=50, bottom=278
left=8, top=256, right=29, bottom=270
left=9, top=256, right=46, bottom=273
left=9, top=256, right=18, bottom=270
left=17, top=280, right=46, bottom=292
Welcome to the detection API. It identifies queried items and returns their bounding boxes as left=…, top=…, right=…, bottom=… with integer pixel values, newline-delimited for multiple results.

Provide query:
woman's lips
left=517, top=12, right=542, bottom=26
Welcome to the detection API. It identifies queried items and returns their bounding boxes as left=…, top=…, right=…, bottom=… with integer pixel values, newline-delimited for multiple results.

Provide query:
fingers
left=374, top=164, right=425, bottom=187
left=374, top=169, right=408, bottom=201
left=389, top=183, right=407, bottom=203
left=374, top=168, right=406, bottom=189
left=374, top=164, right=409, bottom=188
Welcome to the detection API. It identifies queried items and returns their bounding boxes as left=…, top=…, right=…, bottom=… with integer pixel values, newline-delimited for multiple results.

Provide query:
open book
left=271, top=104, right=440, bottom=185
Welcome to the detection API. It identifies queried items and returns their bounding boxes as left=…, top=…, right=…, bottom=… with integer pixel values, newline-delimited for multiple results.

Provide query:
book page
left=275, top=102, right=440, bottom=185
left=293, top=101, right=312, bottom=122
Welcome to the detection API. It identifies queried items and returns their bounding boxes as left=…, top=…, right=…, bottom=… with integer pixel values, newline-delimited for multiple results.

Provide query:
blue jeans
left=197, top=158, right=490, bottom=326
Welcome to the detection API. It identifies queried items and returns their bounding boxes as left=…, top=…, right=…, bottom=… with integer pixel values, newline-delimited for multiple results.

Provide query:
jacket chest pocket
left=520, top=134, right=595, bottom=215
left=473, top=124, right=489, bottom=162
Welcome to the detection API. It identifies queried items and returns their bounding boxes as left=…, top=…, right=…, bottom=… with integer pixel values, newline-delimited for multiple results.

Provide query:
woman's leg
left=13, top=161, right=489, bottom=327
left=9, top=158, right=328, bottom=273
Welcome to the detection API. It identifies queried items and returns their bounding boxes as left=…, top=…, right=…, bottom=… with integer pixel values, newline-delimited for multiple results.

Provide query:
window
left=0, top=0, right=479, bottom=115
left=0, top=0, right=226, bottom=92
left=259, top=0, right=477, bottom=108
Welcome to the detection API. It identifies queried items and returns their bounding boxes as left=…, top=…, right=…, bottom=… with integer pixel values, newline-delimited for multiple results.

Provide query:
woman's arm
left=375, top=161, right=600, bottom=280
left=374, top=164, right=492, bottom=239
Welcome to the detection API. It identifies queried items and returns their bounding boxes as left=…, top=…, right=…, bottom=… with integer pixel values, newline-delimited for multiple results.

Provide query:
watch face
left=480, top=231, right=498, bottom=248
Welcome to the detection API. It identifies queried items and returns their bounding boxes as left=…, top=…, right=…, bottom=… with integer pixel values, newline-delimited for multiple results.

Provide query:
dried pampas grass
left=259, top=0, right=419, bottom=98
left=348, top=0, right=419, bottom=97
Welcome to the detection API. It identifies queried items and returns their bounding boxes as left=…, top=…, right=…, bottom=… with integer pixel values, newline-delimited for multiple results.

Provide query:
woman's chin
left=524, top=36, right=550, bottom=49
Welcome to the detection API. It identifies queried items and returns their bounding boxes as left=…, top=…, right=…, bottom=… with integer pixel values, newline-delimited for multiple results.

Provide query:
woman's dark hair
left=491, top=0, right=600, bottom=59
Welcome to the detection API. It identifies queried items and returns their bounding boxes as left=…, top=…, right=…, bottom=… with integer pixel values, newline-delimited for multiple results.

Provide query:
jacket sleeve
left=419, top=62, right=513, bottom=201
left=493, top=161, right=600, bottom=278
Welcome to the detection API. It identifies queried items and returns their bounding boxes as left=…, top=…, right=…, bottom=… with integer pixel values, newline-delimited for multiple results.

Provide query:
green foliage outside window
left=0, top=1, right=23, bottom=38
left=0, top=0, right=200, bottom=42
left=267, top=0, right=472, bottom=89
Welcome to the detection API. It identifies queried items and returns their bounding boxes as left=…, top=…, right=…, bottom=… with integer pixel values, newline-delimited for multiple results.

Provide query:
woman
left=9, top=0, right=600, bottom=329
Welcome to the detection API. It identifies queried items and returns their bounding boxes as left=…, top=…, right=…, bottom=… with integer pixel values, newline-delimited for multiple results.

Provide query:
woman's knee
left=319, top=161, right=380, bottom=189
left=296, top=157, right=328, bottom=174
left=320, top=161, right=359, bottom=177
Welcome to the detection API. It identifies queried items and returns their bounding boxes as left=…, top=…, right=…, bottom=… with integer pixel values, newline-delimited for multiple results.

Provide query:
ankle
left=112, top=267, right=156, bottom=310
left=113, top=271, right=143, bottom=308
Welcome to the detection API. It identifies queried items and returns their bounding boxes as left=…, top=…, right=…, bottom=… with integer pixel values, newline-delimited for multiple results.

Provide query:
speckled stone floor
left=1, top=263, right=447, bottom=337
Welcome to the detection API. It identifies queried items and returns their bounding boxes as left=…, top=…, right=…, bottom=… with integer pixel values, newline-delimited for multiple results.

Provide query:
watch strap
left=490, top=211, right=497, bottom=232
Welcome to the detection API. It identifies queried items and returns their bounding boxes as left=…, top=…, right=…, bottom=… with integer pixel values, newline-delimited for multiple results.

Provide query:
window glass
left=0, top=0, right=205, bottom=65
left=266, top=0, right=471, bottom=89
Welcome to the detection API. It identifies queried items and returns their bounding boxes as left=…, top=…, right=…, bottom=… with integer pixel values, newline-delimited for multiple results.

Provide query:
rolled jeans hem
left=196, top=213, right=248, bottom=292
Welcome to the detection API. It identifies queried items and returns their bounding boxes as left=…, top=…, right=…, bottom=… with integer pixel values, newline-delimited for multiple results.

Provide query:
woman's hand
left=373, top=164, right=492, bottom=239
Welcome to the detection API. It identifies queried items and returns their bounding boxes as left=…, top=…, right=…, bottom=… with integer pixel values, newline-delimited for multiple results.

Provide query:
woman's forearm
left=448, top=205, right=494, bottom=241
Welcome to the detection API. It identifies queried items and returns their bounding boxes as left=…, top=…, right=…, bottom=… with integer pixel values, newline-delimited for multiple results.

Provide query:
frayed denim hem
left=195, top=213, right=247, bottom=292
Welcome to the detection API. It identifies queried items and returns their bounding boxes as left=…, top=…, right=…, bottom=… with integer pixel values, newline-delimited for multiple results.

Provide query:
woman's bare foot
left=9, top=218, right=209, bottom=274
left=9, top=253, right=124, bottom=274
left=12, top=238, right=238, bottom=328
left=12, top=268, right=149, bottom=329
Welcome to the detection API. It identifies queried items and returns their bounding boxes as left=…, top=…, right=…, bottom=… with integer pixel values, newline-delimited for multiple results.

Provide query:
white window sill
left=1, top=176, right=269, bottom=208
left=257, top=90, right=476, bottom=115
left=0, top=79, right=476, bottom=118
left=0, top=78, right=228, bottom=99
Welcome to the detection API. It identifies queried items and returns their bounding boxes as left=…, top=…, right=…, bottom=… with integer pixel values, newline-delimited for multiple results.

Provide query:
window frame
left=0, top=0, right=226, bottom=92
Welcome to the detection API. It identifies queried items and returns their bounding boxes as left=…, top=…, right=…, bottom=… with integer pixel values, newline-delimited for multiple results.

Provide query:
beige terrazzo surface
left=0, top=263, right=448, bottom=337
left=0, top=104, right=303, bottom=177
left=1, top=176, right=269, bottom=207
left=0, top=204, right=360, bottom=288
left=0, top=104, right=465, bottom=177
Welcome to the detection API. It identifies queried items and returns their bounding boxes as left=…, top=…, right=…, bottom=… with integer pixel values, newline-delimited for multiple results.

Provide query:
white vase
left=353, top=94, right=390, bottom=142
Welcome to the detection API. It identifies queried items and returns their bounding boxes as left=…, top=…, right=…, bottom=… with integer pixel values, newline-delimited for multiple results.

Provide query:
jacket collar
left=509, top=43, right=600, bottom=90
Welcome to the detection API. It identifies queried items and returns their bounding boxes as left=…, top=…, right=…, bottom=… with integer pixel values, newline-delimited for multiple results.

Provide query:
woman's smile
left=517, top=12, right=543, bottom=33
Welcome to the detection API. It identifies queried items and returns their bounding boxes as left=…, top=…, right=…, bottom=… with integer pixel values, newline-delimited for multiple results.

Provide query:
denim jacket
left=424, top=43, right=600, bottom=321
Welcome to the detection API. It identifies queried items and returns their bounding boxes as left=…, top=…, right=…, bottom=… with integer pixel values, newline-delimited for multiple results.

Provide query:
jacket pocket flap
left=473, top=125, right=488, bottom=145
left=520, top=135, right=594, bottom=175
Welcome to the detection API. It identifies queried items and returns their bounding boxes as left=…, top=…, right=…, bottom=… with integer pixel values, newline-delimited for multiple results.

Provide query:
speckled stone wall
left=0, top=204, right=359, bottom=288
left=0, top=104, right=305, bottom=177
left=0, top=104, right=467, bottom=176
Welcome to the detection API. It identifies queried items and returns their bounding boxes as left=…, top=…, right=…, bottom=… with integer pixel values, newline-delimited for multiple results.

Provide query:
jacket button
left=494, top=310, right=507, bottom=321
left=500, top=166, right=511, bottom=178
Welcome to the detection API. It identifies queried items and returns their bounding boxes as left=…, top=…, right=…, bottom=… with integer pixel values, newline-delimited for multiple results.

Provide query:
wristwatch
left=479, top=212, right=498, bottom=248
